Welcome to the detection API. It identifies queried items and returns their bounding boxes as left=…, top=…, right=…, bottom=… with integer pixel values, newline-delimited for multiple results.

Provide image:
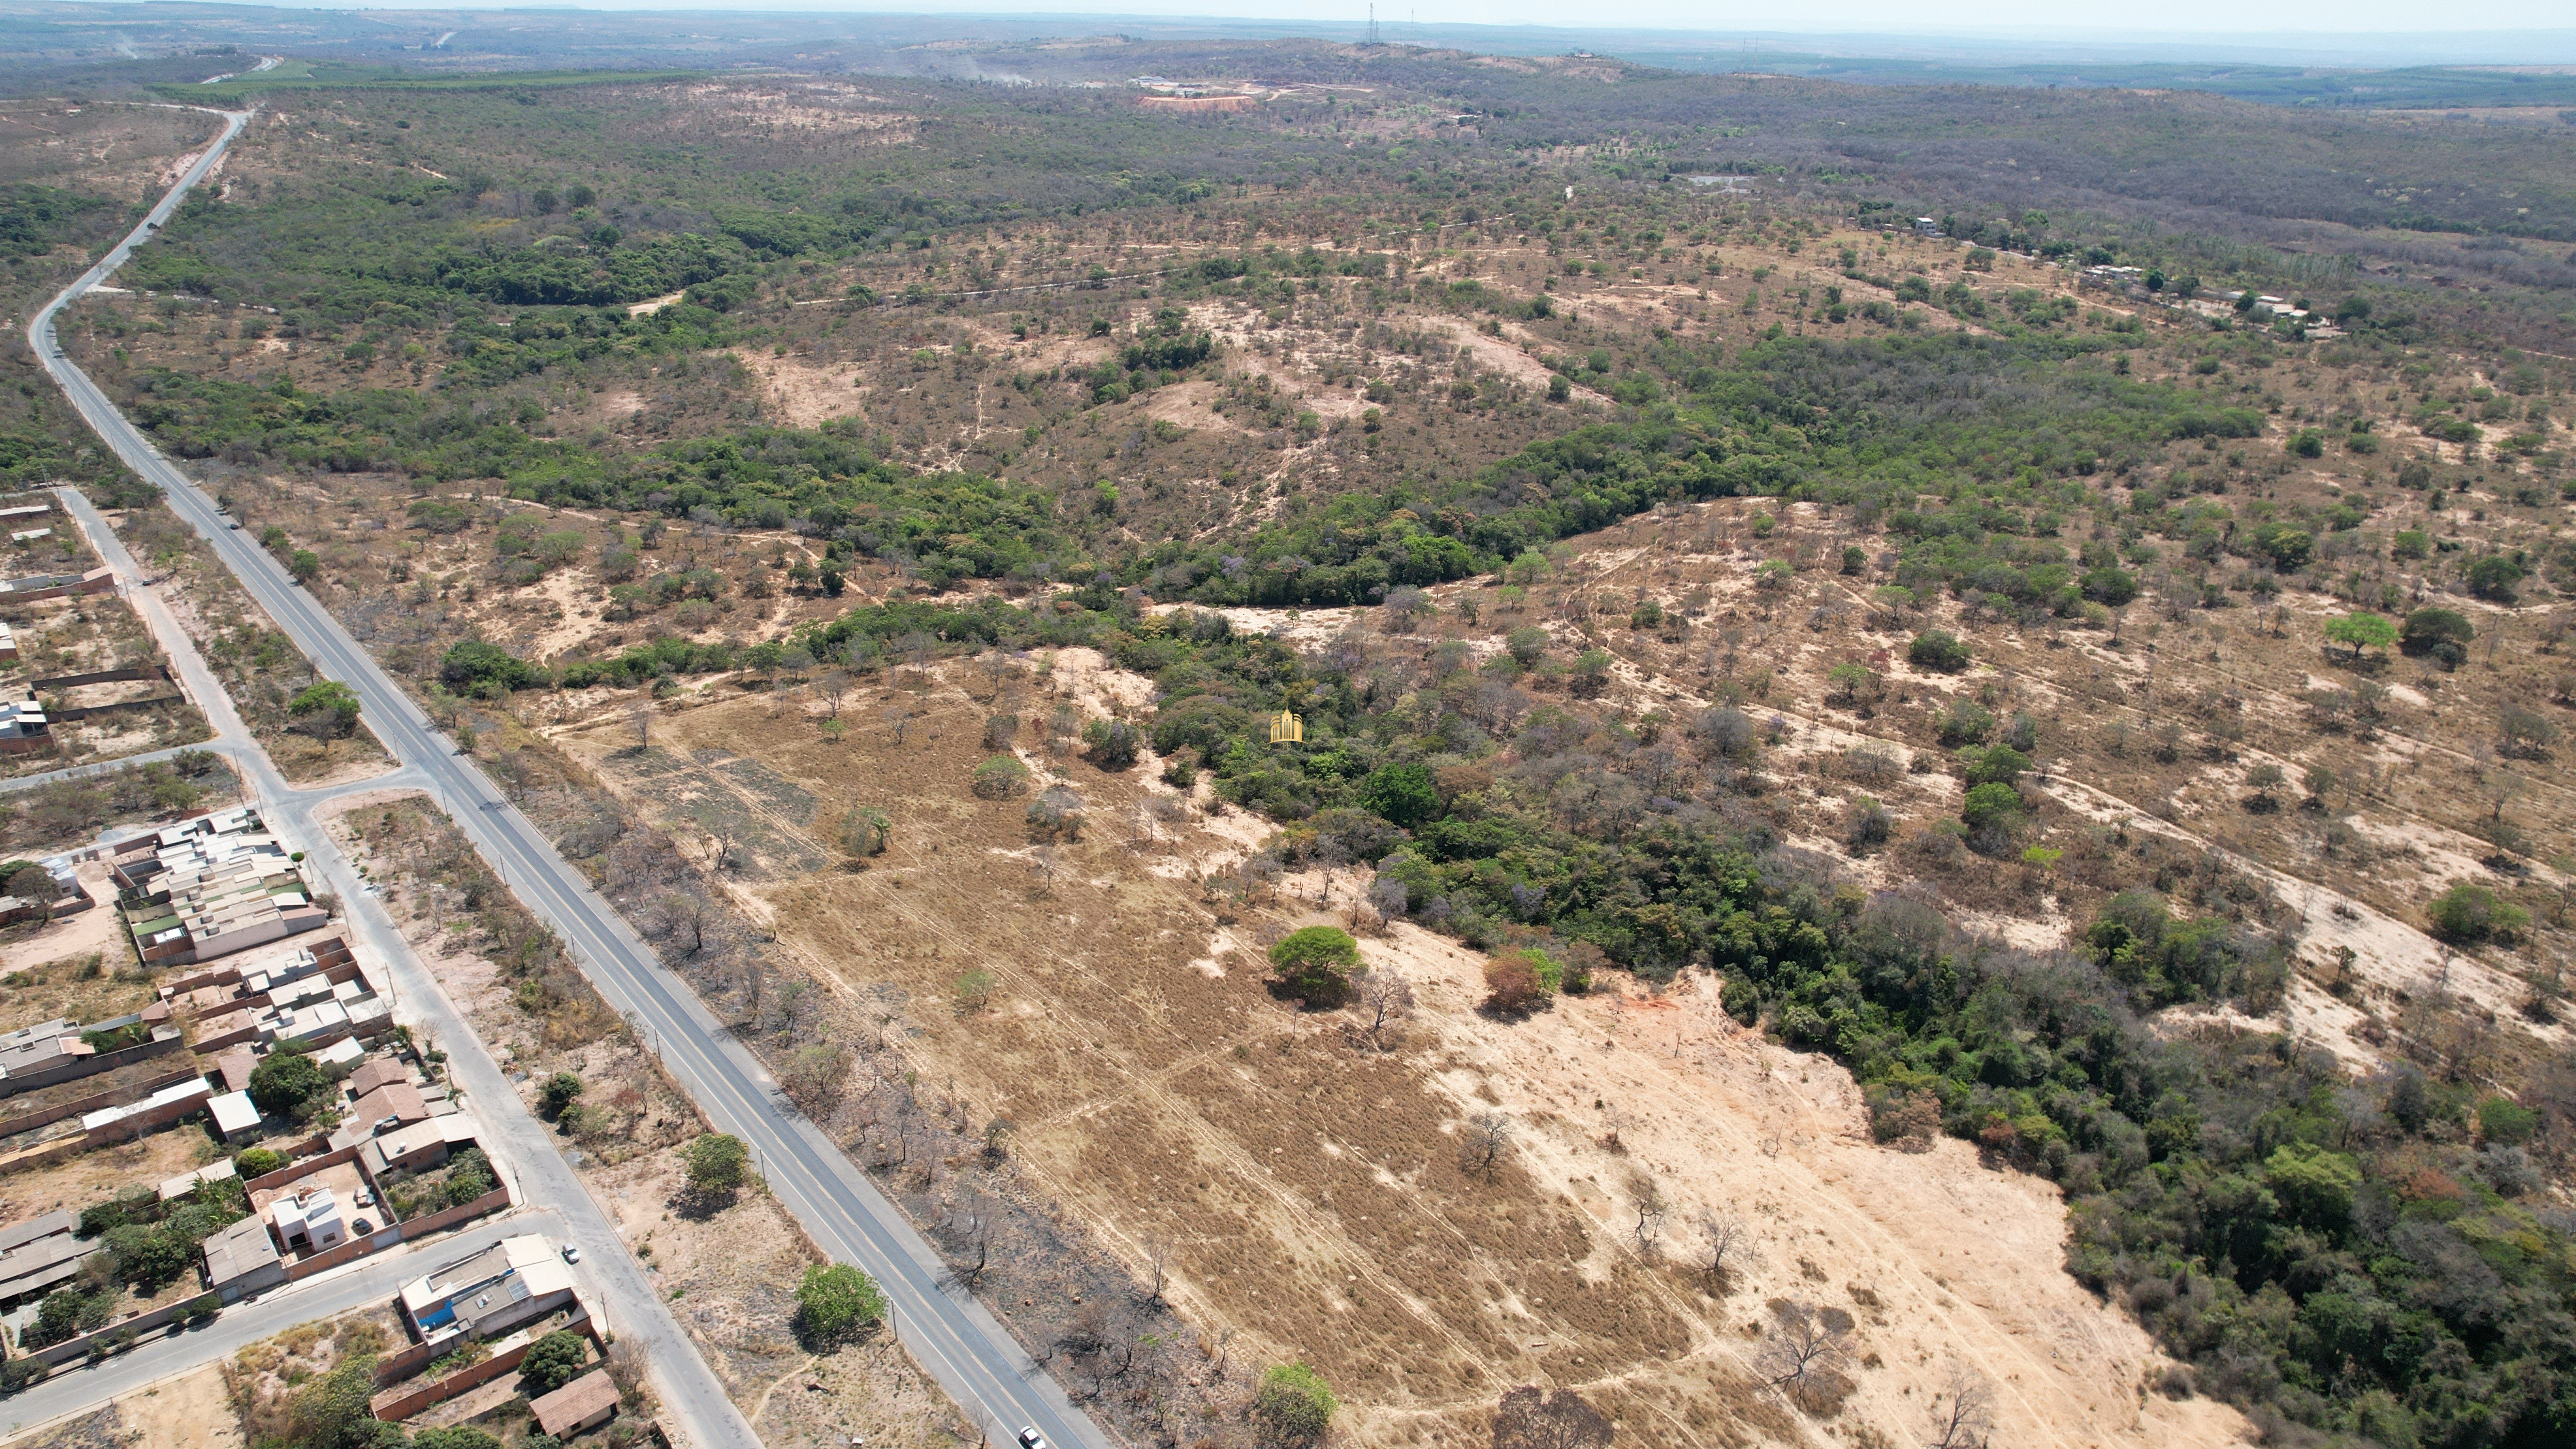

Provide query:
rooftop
left=201, top=1213, right=281, bottom=1288
left=530, top=1368, right=619, bottom=1436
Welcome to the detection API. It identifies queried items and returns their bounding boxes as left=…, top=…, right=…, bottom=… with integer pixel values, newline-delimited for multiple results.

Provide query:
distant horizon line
left=32, top=2, right=2576, bottom=43
left=20, top=2, right=2576, bottom=68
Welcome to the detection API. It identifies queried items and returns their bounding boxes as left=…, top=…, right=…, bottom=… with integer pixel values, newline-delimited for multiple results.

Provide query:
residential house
left=358, top=1114, right=478, bottom=1179
left=397, top=1235, right=577, bottom=1347
left=114, top=808, right=329, bottom=966
left=201, top=1213, right=285, bottom=1301
left=268, top=1184, right=346, bottom=1253
left=0, top=697, right=50, bottom=755
left=208, top=1088, right=261, bottom=1142
left=530, top=1370, right=620, bottom=1438
left=0, top=1210, right=95, bottom=1308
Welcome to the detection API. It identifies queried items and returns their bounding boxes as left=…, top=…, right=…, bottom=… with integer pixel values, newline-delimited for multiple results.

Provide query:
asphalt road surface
left=30, top=104, right=1112, bottom=1449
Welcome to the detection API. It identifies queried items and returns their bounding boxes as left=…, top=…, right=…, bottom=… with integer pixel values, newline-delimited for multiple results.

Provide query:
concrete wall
left=0, top=1064, right=198, bottom=1140
left=52, top=694, right=187, bottom=723
left=17, top=1293, right=214, bottom=1369
left=30, top=666, right=172, bottom=690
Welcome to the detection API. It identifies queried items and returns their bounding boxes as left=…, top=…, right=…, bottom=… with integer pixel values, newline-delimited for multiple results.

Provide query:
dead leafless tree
left=953, top=1189, right=999, bottom=1288
left=1695, top=1207, right=1757, bottom=1286
left=1628, top=1168, right=1669, bottom=1253
left=1461, top=1111, right=1512, bottom=1179
left=1927, top=1363, right=1996, bottom=1449
left=1144, top=1235, right=1172, bottom=1306
left=816, top=668, right=853, bottom=718
left=628, top=700, right=654, bottom=752
left=1756, top=1298, right=1856, bottom=1414
left=657, top=893, right=709, bottom=955
left=1355, top=967, right=1416, bottom=1048
left=884, top=701, right=919, bottom=746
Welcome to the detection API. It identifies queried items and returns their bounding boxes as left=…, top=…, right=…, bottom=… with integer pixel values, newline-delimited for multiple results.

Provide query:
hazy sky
left=267, top=0, right=2569, bottom=38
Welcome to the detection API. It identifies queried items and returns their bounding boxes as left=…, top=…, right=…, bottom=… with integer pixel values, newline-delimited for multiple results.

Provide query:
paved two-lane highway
left=29, top=105, right=1113, bottom=1449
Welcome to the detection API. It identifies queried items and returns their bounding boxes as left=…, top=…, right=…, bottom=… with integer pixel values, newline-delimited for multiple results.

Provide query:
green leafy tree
left=2323, top=612, right=2397, bottom=660
left=413, top=1430, right=504, bottom=1449
left=288, top=548, right=322, bottom=584
left=1268, top=926, right=1360, bottom=1006
left=1081, top=717, right=1142, bottom=769
left=1908, top=630, right=1972, bottom=672
left=971, top=754, right=1031, bottom=799
left=284, top=1354, right=387, bottom=1449
left=540, top=1072, right=584, bottom=1119
left=232, top=1146, right=287, bottom=1177
left=1960, top=782, right=2024, bottom=833
left=2427, top=883, right=2529, bottom=943
left=1935, top=700, right=1995, bottom=746
left=1252, top=1363, right=1338, bottom=1448
left=290, top=681, right=362, bottom=742
left=249, top=1047, right=327, bottom=1119
left=683, top=1132, right=749, bottom=1201
left=1570, top=648, right=1613, bottom=692
left=2400, top=608, right=2475, bottom=668
left=1358, top=762, right=1440, bottom=829
left=835, top=806, right=891, bottom=864
left=2478, top=1095, right=2540, bottom=1145
left=1962, top=745, right=2031, bottom=788
left=2265, top=1143, right=2361, bottom=1230
left=795, top=1262, right=888, bottom=1345
left=518, top=1330, right=591, bottom=1395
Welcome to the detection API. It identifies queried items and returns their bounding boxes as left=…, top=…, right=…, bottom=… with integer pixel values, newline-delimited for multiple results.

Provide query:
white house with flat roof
left=268, top=1184, right=345, bottom=1251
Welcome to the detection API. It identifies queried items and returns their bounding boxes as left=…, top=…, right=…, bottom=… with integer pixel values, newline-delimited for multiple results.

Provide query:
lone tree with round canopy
left=2324, top=612, right=2397, bottom=661
left=1268, top=926, right=1360, bottom=1006
left=795, top=1262, right=887, bottom=1346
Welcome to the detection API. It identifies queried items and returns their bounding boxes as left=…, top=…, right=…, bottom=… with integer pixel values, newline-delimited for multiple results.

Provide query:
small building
left=160, top=1158, right=239, bottom=1201
left=345, top=1059, right=409, bottom=1098
left=201, top=1213, right=286, bottom=1302
left=0, top=697, right=51, bottom=755
left=398, top=1234, right=577, bottom=1346
left=0, top=1210, right=95, bottom=1309
left=208, top=1088, right=261, bottom=1142
left=1913, top=217, right=1942, bottom=237
left=359, top=1114, right=478, bottom=1180
left=212, top=1049, right=257, bottom=1094
left=0, top=621, right=15, bottom=663
left=80, top=1076, right=211, bottom=1139
left=530, top=1369, right=620, bottom=1438
left=311, top=1036, right=365, bottom=1071
left=268, top=1184, right=346, bottom=1252
left=352, top=1081, right=427, bottom=1132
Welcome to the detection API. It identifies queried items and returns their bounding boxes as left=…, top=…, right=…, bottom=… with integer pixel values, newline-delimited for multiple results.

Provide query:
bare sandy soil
left=113, top=1362, right=244, bottom=1449
left=546, top=655, right=2247, bottom=1448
